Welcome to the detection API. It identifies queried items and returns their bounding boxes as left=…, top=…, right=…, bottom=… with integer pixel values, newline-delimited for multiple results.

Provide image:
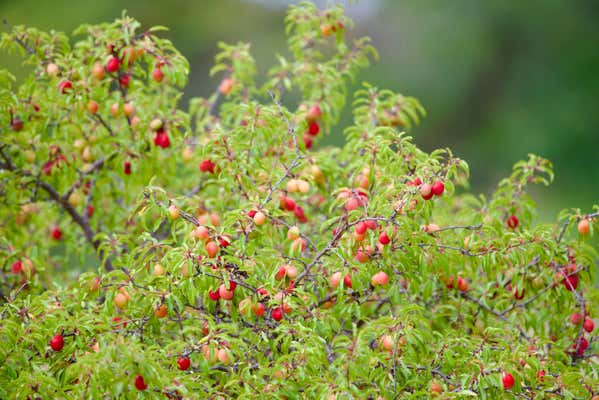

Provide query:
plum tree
left=0, top=2, right=597, bottom=399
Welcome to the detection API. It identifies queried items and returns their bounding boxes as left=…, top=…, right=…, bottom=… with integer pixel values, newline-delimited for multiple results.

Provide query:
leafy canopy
left=0, top=2, right=597, bottom=399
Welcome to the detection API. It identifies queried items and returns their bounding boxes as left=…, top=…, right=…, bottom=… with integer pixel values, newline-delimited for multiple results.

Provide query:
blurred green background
left=2, top=0, right=598, bottom=220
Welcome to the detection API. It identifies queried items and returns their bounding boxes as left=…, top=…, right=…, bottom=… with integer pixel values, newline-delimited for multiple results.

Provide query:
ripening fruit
left=123, top=161, right=132, bottom=175
left=355, top=221, right=367, bottom=235
left=87, top=100, right=99, bottom=114
left=310, top=165, right=325, bottom=184
left=457, top=277, right=468, bottom=292
left=253, top=211, right=266, bottom=226
left=330, top=271, right=342, bottom=288
left=343, top=274, right=352, bottom=288
left=105, top=56, right=119, bottom=73
left=91, top=62, right=105, bottom=79
left=199, top=159, right=216, bottom=174
left=192, top=226, right=210, bottom=241
left=271, top=306, right=284, bottom=321
left=155, top=304, right=168, bottom=318
left=578, top=219, right=590, bottom=235
left=11, top=116, right=24, bottom=131
left=584, top=318, right=594, bottom=333
left=297, top=180, right=310, bottom=193
left=238, top=297, right=253, bottom=316
left=303, top=134, right=313, bottom=149
left=58, top=80, right=72, bottom=93
left=371, top=271, right=389, bottom=286
left=275, top=265, right=287, bottom=281
left=134, top=375, right=147, bottom=391
left=51, top=226, right=63, bottom=240
left=219, top=78, right=233, bottom=95
left=307, top=121, right=320, bottom=136
left=321, top=24, right=333, bottom=37
left=153, top=264, right=165, bottom=276
left=123, top=103, right=135, bottom=117
left=110, top=102, right=120, bottom=117
left=291, top=237, right=307, bottom=252
left=205, top=241, right=219, bottom=258
left=379, top=231, right=391, bottom=245
left=168, top=205, right=180, bottom=219
left=430, top=381, right=443, bottom=395
left=431, top=180, right=445, bottom=196
left=46, top=62, right=59, bottom=76
left=218, top=284, right=234, bottom=300
left=287, top=226, right=300, bottom=240
left=561, top=271, right=579, bottom=291
left=570, top=312, right=583, bottom=325
left=306, top=104, right=322, bottom=121
left=114, top=292, right=128, bottom=308
left=177, top=356, right=190, bottom=371
left=252, top=302, right=265, bottom=317
left=379, top=335, right=393, bottom=351
left=119, top=73, right=131, bottom=87
left=11, top=260, right=23, bottom=274
left=507, top=215, right=519, bottom=229
left=217, top=348, right=230, bottom=364
left=49, top=334, right=64, bottom=351
left=152, top=67, right=164, bottom=83
left=286, top=265, right=298, bottom=279
left=355, top=250, right=369, bottom=263
left=502, top=372, right=515, bottom=390
left=150, top=118, right=163, bottom=131
left=286, top=179, right=299, bottom=193
left=420, top=183, right=433, bottom=200
left=24, top=150, right=36, bottom=163
left=68, top=191, right=83, bottom=207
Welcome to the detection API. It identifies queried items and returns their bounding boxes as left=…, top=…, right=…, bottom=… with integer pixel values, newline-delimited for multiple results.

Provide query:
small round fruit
left=218, top=284, right=234, bottom=301
left=58, top=80, right=72, bottom=93
left=253, top=211, right=266, bottom=226
left=192, top=226, right=210, bottom=241
left=150, top=118, right=163, bottom=131
left=343, top=274, right=352, bottom=288
left=152, top=68, right=164, bottom=83
left=114, top=292, right=128, bottom=308
left=507, top=215, right=519, bottom=229
left=123, top=103, right=135, bottom=117
left=219, top=78, right=233, bottom=95
left=306, top=104, right=322, bottom=121
left=321, top=24, right=333, bottom=37
left=177, top=356, right=191, bottom=371
left=457, top=277, right=468, bottom=292
left=46, top=63, right=59, bottom=76
left=286, top=179, right=299, bottom=193
left=153, top=264, right=165, bottom=276
left=155, top=304, right=168, bottom=318
left=379, top=231, right=391, bottom=245
left=199, top=159, right=216, bottom=174
left=134, top=375, right=147, bottom=391
left=570, top=313, right=583, bottom=325
left=105, top=56, right=119, bottom=73
left=110, top=102, right=120, bottom=117
left=502, top=372, right=514, bottom=390
left=307, top=121, right=320, bottom=136
left=50, top=334, right=64, bottom=351
left=286, top=265, right=298, bottom=279
left=379, top=335, right=393, bottom=351
left=578, top=219, right=590, bottom=235
left=420, top=183, right=433, bottom=200
left=168, top=205, right=180, bottom=219
left=252, top=302, right=265, bottom=317
left=287, top=226, right=300, bottom=240
left=583, top=318, right=594, bottom=333
left=371, top=271, right=389, bottom=286
left=330, top=272, right=342, bottom=288
left=430, top=381, right=443, bottom=395
left=217, top=348, right=230, bottom=364
left=271, top=306, right=284, bottom=321
left=87, top=100, right=99, bottom=114
left=91, top=62, right=105, bottom=79
left=297, top=180, right=310, bottom=193
left=205, top=241, right=219, bottom=258
left=431, top=180, right=445, bottom=196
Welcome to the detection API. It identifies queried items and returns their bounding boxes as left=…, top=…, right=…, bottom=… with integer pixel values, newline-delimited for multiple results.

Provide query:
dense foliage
left=0, top=2, right=597, bottom=399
